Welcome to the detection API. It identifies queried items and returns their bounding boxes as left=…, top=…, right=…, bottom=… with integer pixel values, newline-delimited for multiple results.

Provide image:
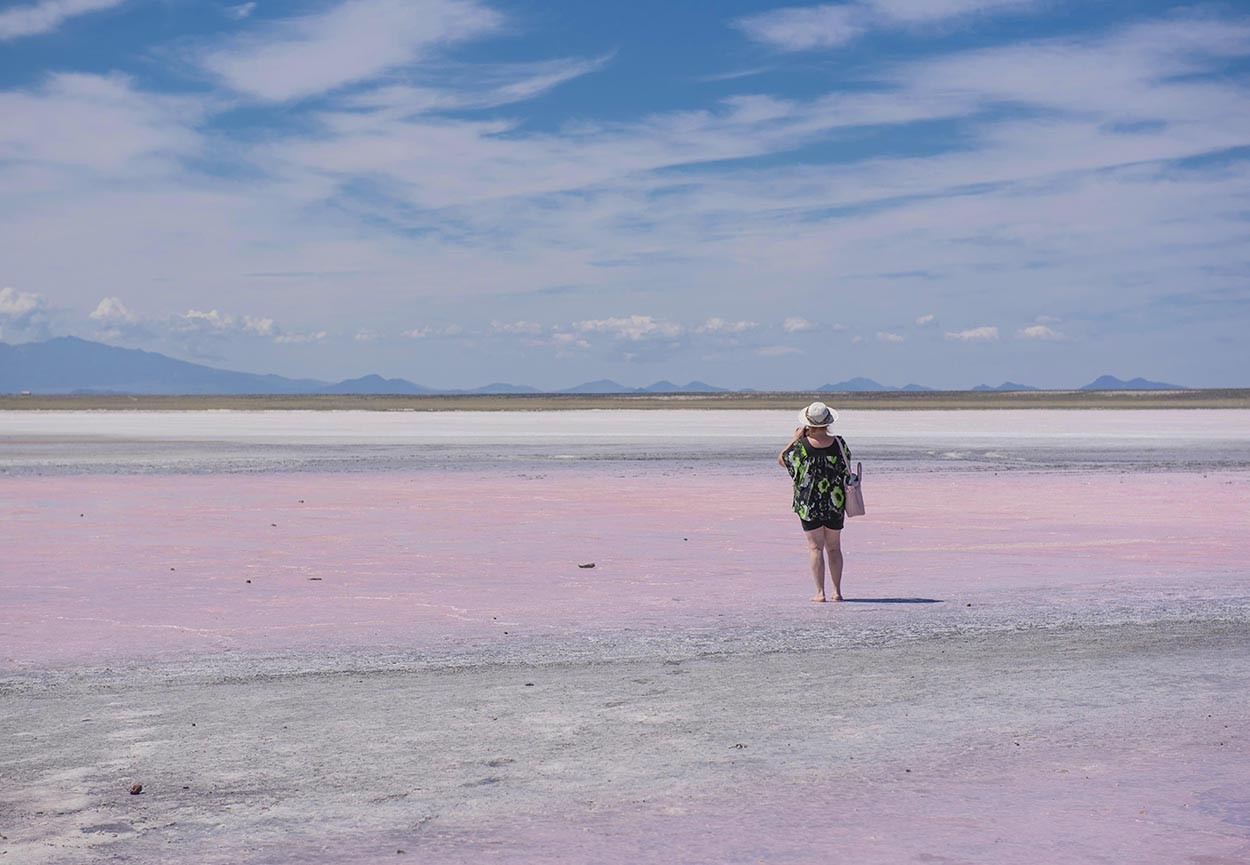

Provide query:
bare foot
left=833, top=594, right=844, bottom=602
left=810, top=594, right=826, bottom=603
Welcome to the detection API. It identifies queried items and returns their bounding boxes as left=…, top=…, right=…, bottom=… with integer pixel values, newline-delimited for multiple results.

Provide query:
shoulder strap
left=833, top=436, right=849, bottom=471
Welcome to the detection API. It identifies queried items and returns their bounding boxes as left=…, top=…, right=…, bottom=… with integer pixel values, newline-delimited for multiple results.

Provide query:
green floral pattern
left=783, top=436, right=852, bottom=521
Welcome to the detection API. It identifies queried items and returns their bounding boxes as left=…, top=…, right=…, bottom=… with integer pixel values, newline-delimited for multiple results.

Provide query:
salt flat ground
left=1, top=410, right=1248, bottom=864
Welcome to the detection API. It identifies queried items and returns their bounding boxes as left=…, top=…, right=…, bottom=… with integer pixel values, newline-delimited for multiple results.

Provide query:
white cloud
left=0, top=286, right=46, bottom=321
left=865, top=0, right=1038, bottom=25
left=1016, top=324, right=1064, bottom=341
left=167, top=308, right=286, bottom=341
left=476, top=55, right=611, bottom=107
left=549, top=331, right=590, bottom=351
left=755, top=345, right=803, bottom=357
left=353, top=328, right=379, bottom=342
left=89, top=296, right=134, bottom=323
left=243, top=315, right=274, bottom=337
left=226, top=2, right=256, bottom=20
left=733, top=0, right=1040, bottom=51
left=945, top=326, right=1000, bottom=342
left=0, top=73, right=201, bottom=173
left=573, top=315, right=682, bottom=341
left=877, top=331, right=904, bottom=343
left=2, top=9, right=1247, bottom=387
left=402, top=324, right=464, bottom=338
left=733, top=5, right=863, bottom=51
left=274, top=330, right=328, bottom=344
left=697, top=317, right=758, bottom=334
left=200, top=0, right=503, bottom=102
left=333, top=53, right=609, bottom=121
left=0, top=0, right=124, bottom=41
left=915, top=313, right=936, bottom=327
left=0, top=287, right=53, bottom=340
left=490, top=320, right=544, bottom=335
left=783, top=316, right=816, bottom=333
left=175, top=308, right=233, bottom=332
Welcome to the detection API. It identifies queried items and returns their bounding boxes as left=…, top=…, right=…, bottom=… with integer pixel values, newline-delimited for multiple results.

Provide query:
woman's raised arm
left=778, top=426, right=807, bottom=467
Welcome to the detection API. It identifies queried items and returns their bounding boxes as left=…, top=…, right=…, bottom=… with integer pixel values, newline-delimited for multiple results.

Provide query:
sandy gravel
left=3, top=615, right=1248, bottom=864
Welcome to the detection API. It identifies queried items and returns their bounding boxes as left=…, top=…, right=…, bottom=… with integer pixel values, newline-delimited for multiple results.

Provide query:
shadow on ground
left=842, top=598, right=943, bottom=604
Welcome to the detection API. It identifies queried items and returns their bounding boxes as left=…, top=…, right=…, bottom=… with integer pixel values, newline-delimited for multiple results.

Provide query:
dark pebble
left=129, top=784, right=143, bottom=795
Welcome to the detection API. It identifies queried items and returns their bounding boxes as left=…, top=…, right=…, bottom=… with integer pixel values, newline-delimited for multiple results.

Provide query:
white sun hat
left=799, top=401, right=838, bottom=428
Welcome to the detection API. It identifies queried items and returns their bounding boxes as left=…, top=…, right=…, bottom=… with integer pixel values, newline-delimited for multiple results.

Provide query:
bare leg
left=805, top=527, right=827, bottom=602
left=825, top=528, right=844, bottom=601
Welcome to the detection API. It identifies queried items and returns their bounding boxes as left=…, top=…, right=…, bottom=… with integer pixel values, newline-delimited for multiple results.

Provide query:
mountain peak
left=1080, top=374, right=1184, bottom=391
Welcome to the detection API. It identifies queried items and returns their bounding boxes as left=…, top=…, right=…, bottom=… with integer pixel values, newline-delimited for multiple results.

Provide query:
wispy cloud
left=783, top=316, right=816, bottom=333
left=0, top=73, right=201, bottom=172
left=755, top=345, right=803, bottom=357
left=1016, top=323, right=1064, bottom=340
left=402, top=324, right=465, bottom=338
left=0, top=0, right=124, bottom=41
left=200, top=0, right=503, bottom=102
left=732, top=5, right=863, bottom=51
left=733, top=0, right=1042, bottom=51
left=273, top=330, right=327, bottom=344
left=697, top=67, right=772, bottom=83
left=489, top=320, right=544, bottom=335
left=697, top=317, right=758, bottom=334
left=866, top=0, right=1038, bottom=25
left=2, top=5, right=1248, bottom=387
left=548, top=331, right=591, bottom=352
left=945, top=326, right=999, bottom=342
left=573, top=315, right=683, bottom=341
left=877, top=330, right=905, bottom=343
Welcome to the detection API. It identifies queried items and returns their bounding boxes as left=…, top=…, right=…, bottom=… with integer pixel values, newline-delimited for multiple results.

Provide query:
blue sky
left=0, top=0, right=1247, bottom=388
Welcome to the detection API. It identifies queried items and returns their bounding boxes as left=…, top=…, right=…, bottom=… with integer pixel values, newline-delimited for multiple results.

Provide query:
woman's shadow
left=840, top=598, right=942, bottom=604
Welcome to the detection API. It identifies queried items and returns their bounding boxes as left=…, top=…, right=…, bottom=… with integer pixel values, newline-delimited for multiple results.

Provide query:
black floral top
left=782, top=436, right=853, bottom=521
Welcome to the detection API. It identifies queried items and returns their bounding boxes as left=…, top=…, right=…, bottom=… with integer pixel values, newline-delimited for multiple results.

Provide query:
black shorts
left=800, top=514, right=844, bottom=532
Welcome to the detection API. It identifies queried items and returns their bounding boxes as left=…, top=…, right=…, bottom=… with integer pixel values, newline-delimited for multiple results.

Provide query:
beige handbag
left=835, top=438, right=866, bottom=518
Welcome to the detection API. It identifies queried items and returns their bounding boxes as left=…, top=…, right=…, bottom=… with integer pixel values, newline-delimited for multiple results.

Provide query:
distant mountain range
left=0, top=337, right=729, bottom=395
left=1078, top=374, right=1183, bottom=391
left=817, top=377, right=935, bottom=392
left=0, top=337, right=1191, bottom=394
left=972, top=381, right=1040, bottom=392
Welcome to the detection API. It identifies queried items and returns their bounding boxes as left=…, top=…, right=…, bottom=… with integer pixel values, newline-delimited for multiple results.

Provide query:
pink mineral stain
left=2, top=469, right=1247, bottom=669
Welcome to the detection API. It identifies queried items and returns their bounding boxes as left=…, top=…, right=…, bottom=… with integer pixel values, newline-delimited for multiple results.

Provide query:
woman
left=777, top=402, right=853, bottom=602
